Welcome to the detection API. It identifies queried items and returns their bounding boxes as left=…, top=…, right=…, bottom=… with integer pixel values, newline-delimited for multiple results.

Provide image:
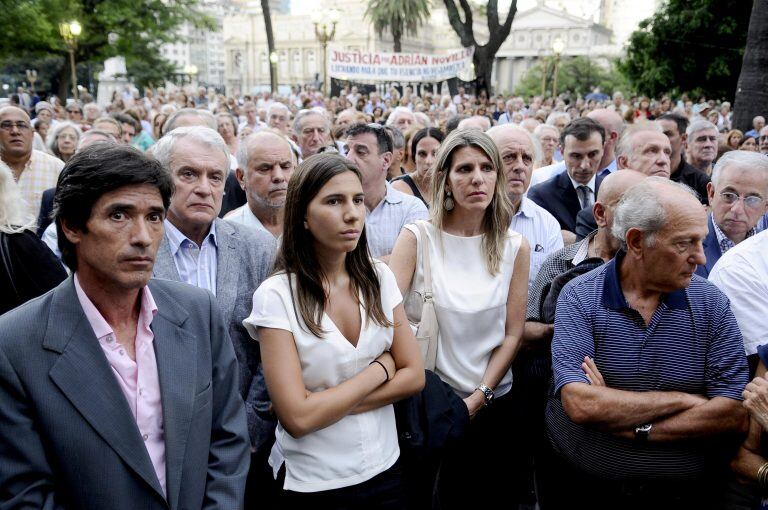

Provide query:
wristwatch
left=634, top=423, right=652, bottom=442
left=476, top=384, right=494, bottom=406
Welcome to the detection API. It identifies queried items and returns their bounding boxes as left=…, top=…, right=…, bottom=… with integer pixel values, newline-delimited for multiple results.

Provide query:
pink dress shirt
left=74, top=275, right=166, bottom=496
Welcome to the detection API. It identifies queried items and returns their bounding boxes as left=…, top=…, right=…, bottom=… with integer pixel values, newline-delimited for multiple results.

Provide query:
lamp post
left=311, top=8, right=340, bottom=95
left=25, top=70, right=38, bottom=93
left=184, top=64, right=199, bottom=86
left=269, top=51, right=278, bottom=94
left=551, top=37, right=565, bottom=99
left=59, top=20, right=82, bottom=100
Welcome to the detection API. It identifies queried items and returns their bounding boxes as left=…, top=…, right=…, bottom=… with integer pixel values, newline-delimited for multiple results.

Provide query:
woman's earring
left=444, top=191, right=455, bottom=211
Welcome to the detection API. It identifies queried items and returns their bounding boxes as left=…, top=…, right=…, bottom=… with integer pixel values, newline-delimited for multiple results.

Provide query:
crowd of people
left=1, top=80, right=768, bottom=510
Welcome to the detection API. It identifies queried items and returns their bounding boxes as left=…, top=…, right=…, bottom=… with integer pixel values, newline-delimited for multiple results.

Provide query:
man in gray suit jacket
left=0, top=143, right=250, bottom=509
left=151, top=126, right=278, bottom=505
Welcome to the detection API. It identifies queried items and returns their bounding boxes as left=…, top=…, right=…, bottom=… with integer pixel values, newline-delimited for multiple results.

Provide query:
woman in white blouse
left=389, top=129, right=530, bottom=509
left=244, top=153, right=424, bottom=508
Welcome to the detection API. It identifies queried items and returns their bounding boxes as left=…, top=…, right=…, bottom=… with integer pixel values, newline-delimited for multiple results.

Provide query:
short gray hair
left=486, top=123, right=543, bottom=166
left=545, top=111, right=570, bottom=127
left=711, top=150, right=768, bottom=190
left=615, top=123, right=664, bottom=160
left=384, top=126, right=405, bottom=150
left=293, top=109, right=329, bottom=136
left=268, top=102, right=290, bottom=116
left=386, top=106, right=414, bottom=126
left=686, top=119, right=718, bottom=138
left=153, top=126, right=229, bottom=173
left=163, top=108, right=217, bottom=133
left=611, top=177, right=698, bottom=250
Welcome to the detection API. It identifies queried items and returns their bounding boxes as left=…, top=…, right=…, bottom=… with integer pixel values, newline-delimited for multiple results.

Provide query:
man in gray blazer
left=151, top=126, right=278, bottom=505
left=0, top=143, right=250, bottom=509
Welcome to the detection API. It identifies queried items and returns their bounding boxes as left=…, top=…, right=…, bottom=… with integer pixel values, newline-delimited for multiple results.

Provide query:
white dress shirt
left=708, top=230, right=768, bottom=355
left=510, top=197, right=564, bottom=288
left=163, top=220, right=218, bottom=295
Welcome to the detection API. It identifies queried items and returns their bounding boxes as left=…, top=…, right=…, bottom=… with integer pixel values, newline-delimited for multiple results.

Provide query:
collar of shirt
left=514, top=196, right=536, bottom=219
left=570, top=230, right=597, bottom=265
left=711, top=212, right=755, bottom=254
left=164, top=218, right=218, bottom=256
left=598, top=159, right=617, bottom=177
left=73, top=273, right=158, bottom=346
left=568, top=173, right=596, bottom=193
left=601, top=250, right=688, bottom=310
left=370, top=181, right=403, bottom=213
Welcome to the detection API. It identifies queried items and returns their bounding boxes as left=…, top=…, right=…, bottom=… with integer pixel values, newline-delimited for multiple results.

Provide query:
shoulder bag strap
left=415, top=221, right=439, bottom=369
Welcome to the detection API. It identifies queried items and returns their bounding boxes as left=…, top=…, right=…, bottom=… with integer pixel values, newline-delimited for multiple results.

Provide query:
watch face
left=638, top=424, right=652, bottom=433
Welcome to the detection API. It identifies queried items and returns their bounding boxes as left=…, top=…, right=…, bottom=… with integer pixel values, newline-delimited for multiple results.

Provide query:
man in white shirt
left=345, top=123, right=427, bottom=260
left=487, top=123, right=563, bottom=287
left=709, top=230, right=768, bottom=372
left=226, top=131, right=295, bottom=238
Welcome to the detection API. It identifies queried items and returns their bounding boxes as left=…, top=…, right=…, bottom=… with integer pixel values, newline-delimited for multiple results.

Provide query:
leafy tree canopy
left=0, top=0, right=213, bottom=93
left=365, top=0, right=432, bottom=53
left=515, top=56, right=628, bottom=99
left=618, top=0, right=752, bottom=100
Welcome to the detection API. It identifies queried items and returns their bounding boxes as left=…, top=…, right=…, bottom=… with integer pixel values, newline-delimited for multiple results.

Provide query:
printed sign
left=328, top=47, right=474, bottom=82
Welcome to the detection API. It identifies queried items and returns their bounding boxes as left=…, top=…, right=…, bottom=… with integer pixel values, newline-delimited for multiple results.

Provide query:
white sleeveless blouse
left=404, top=220, right=522, bottom=398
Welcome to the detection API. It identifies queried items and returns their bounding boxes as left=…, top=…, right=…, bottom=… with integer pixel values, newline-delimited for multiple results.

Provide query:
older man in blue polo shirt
left=541, top=178, right=749, bottom=509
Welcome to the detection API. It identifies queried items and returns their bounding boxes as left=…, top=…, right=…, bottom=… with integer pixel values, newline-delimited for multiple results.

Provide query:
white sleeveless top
left=404, top=220, right=522, bottom=398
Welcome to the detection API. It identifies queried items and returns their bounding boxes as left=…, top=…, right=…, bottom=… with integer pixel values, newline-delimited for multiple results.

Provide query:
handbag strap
left=415, top=221, right=433, bottom=298
left=0, top=232, right=20, bottom=300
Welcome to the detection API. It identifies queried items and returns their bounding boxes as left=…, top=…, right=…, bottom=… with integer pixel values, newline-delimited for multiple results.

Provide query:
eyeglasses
left=719, top=191, right=764, bottom=210
left=0, top=121, right=31, bottom=132
left=66, top=109, right=82, bottom=114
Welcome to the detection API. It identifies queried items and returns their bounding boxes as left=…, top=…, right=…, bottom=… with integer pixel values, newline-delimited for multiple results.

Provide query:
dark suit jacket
left=574, top=207, right=598, bottom=242
left=36, top=187, right=56, bottom=237
left=220, top=172, right=247, bottom=218
left=527, top=171, right=604, bottom=232
left=153, top=219, right=278, bottom=453
left=695, top=215, right=723, bottom=278
left=0, top=277, right=250, bottom=509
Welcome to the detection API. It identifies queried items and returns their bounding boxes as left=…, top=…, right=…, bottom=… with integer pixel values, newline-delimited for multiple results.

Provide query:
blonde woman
left=389, top=129, right=530, bottom=509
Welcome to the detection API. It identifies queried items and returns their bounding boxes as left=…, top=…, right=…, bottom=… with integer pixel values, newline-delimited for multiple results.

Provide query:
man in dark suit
left=0, top=143, right=250, bottom=509
left=528, top=118, right=606, bottom=240
left=151, top=126, right=278, bottom=508
left=695, top=150, right=768, bottom=277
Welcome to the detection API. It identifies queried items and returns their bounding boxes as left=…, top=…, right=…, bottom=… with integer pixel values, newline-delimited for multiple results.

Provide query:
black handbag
left=0, top=232, right=20, bottom=301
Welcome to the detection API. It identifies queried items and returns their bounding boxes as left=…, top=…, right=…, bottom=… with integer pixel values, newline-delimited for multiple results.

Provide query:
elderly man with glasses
left=695, top=151, right=768, bottom=278
left=0, top=106, right=64, bottom=218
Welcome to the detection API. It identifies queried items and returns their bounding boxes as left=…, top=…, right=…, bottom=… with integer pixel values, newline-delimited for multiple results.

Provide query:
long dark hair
left=275, top=153, right=392, bottom=337
left=410, top=127, right=444, bottom=164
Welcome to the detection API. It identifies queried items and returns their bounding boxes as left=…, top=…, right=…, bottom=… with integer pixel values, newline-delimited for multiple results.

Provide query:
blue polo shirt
left=546, top=252, right=748, bottom=480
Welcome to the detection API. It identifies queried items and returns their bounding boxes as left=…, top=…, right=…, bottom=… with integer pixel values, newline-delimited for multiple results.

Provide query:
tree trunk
left=473, top=47, right=492, bottom=98
left=393, top=23, right=402, bottom=53
left=732, top=0, right=768, bottom=132
left=57, top=59, right=71, bottom=100
left=261, top=0, right=277, bottom=93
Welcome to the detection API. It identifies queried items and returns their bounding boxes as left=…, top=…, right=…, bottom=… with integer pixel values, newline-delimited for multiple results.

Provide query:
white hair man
left=152, top=126, right=278, bottom=504
left=457, top=115, right=492, bottom=131
left=385, top=106, right=415, bottom=132
left=685, top=119, right=718, bottom=175
left=487, top=123, right=563, bottom=287
left=267, top=103, right=291, bottom=136
left=615, top=123, right=672, bottom=178
left=226, top=131, right=295, bottom=238
left=292, top=109, right=331, bottom=159
left=694, top=151, right=768, bottom=278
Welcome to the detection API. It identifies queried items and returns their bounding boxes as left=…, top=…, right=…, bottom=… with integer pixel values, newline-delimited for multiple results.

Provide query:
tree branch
left=443, top=0, right=476, bottom=47
left=488, top=0, right=500, bottom=32
left=487, top=0, right=518, bottom=54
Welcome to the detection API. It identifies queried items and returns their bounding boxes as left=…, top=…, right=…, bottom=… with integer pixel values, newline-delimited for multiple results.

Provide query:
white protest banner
left=328, top=47, right=474, bottom=83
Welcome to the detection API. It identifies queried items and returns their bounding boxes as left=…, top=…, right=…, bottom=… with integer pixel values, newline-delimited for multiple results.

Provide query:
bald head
left=0, top=106, right=30, bottom=121
left=596, top=169, right=647, bottom=204
left=458, top=115, right=492, bottom=132
left=587, top=108, right=624, bottom=164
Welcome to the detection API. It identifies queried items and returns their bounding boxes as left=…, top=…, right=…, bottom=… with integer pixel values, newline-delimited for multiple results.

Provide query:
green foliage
left=364, top=0, right=432, bottom=52
left=515, top=56, right=628, bottom=98
left=618, top=0, right=752, bottom=100
left=0, top=0, right=214, bottom=93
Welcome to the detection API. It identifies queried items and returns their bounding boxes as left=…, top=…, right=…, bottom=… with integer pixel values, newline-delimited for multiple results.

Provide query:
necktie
left=577, top=185, right=593, bottom=209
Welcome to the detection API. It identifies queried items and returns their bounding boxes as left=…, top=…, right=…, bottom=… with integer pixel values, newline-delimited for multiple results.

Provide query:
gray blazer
left=0, top=277, right=250, bottom=510
left=153, top=218, right=278, bottom=452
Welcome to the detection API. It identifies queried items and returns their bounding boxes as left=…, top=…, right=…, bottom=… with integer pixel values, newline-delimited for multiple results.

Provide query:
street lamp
left=311, top=8, right=340, bottom=95
left=551, top=37, right=565, bottom=99
left=25, top=70, right=38, bottom=93
left=59, top=20, right=82, bottom=100
left=184, top=64, right=199, bottom=85
left=269, top=51, right=278, bottom=95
